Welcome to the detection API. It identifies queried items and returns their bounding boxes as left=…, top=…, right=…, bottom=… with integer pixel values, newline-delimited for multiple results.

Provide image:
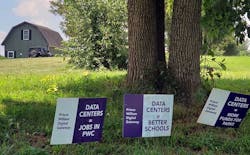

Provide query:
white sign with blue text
left=123, top=94, right=174, bottom=138
left=197, top=88, right=250, bottom=128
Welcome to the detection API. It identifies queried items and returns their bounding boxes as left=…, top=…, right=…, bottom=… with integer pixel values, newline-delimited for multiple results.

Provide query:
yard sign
left=51, top=98, right=106, bottom=145
left=123, top=94, right=174, bottom=138
left=197, top=88, right=250, bottom=128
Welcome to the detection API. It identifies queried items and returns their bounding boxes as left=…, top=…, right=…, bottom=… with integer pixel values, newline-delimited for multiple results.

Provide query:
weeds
left=0, top=57, right=249, bottom=154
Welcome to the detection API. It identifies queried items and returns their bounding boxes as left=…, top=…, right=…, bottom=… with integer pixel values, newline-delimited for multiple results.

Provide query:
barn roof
left=1, top=21, right=63, bottom=47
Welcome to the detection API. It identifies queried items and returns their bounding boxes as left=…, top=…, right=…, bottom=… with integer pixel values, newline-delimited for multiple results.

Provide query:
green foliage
left=0, top=57, right=250, bottom=154
left=51, top=0, right=128, bottom=70
left=164, top=0, right=249, bottom=56
left=200, top=35, right=244, bottom=94
left=202, top=1, right=234, bottom=43
left=201, top=0, right=250, bottom=58
left=201, top=56, right=227, bottom=92
left=223, top=43, right=240, bottom=56
left=202, top=0, right=250, bottom=44
left=165, top=0, right=174, bottom=48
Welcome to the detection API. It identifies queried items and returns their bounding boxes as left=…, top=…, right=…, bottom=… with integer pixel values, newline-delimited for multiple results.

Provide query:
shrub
left=223, top=43, right=239, bottom=56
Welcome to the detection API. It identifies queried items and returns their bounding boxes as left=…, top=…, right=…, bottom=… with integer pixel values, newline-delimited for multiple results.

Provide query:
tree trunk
left=168, top=0, right=202, bottom=104
left=127, top=0, right=165, bottom=91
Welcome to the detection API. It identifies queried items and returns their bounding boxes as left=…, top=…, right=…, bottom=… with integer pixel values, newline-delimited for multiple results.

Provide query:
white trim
left=7, top=51, right=15, bottom=58
left=23, top=29, right=29, bottom=40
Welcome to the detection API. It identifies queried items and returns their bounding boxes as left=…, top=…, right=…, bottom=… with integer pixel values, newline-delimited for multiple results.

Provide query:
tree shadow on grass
left=1, top=98, right=55, bottom=134
left=59, top=74, right=126, bottom=103
left=57, top=75, right=126, bottom=140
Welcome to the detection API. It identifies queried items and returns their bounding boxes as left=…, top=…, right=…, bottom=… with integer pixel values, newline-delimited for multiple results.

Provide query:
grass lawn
left=201, top=56, right=250, bottom=93
left=0, top=56, right=250, bottom=155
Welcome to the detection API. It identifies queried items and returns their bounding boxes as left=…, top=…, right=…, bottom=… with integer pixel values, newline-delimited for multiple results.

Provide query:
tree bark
left=168, top=0, right=202, bottom=103
left=127, top=0, right=165, bottom=91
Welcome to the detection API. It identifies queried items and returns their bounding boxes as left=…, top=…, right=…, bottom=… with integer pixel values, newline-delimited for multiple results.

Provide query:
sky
left=0, top=0, right=64, bottom=56
left=0, top=1, right=249, bottom=57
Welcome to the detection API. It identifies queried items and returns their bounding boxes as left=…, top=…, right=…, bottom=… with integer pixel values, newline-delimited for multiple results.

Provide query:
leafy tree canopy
left=166, top=0, right=250, bottom=54
left=51, top=0, right=127, bottom=69
left=202, top=0, right=250, bottom=45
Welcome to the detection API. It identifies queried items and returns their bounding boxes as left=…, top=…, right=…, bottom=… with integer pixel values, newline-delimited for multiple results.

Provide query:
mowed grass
left=0, top=57, right=69, bottom=75
left=202, top=56, right=250, bottom=93
left=0, top=56, right=250, bottom=155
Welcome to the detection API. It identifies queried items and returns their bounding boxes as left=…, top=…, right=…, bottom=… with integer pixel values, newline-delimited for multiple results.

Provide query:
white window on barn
left=7, top=51, right=15, bottom=58
left=22, top=29, right=30, bottom=40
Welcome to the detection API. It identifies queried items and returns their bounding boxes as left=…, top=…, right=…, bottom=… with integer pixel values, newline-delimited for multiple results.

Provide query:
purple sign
left=123, top=94, right=143, bottom=137
left=123, top=94, right=174, bottom=138
left=197, top=88, right=250, bottom=128
left=215, top=92, right=250, bottom=128
left=51, top=98, right=106, bottom=145
left=73, top=98, right=106, bottom=143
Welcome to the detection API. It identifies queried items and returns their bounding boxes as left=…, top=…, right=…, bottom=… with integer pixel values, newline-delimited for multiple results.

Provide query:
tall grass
left=0, top=57, right=249, bottom=154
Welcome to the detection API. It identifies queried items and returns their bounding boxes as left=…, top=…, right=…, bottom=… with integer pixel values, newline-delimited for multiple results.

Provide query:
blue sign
left=198, top=88, right=250, bottom=128
left=215, top=92, right=250, bottom=128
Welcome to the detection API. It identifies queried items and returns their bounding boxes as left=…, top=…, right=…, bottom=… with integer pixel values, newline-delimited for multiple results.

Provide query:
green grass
left=0, top=57, right=69, bottom=75
left=201, top=56, right=250, bottom=93
left=0, top=56, right=249, bottom=155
